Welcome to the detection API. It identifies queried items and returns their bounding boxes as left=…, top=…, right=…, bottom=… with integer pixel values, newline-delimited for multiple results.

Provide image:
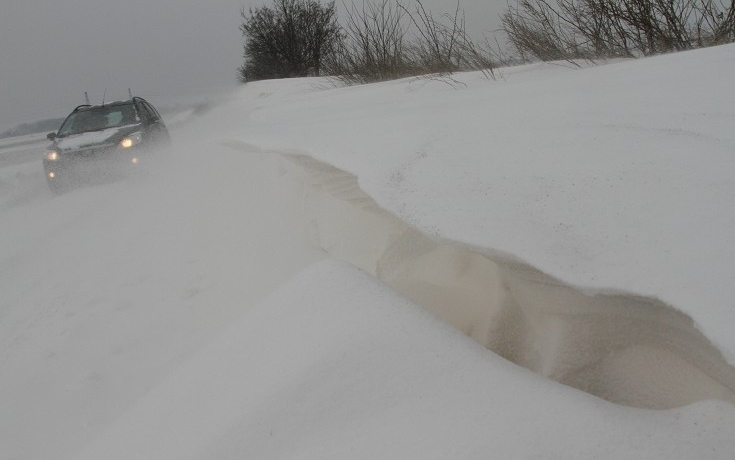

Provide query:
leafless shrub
left=503, top=0, right=735, bottom=62
left=503, top=0, right=585, bottom=61
left=400, top=1, right=464, bottom=73
left=325, top=0, right=414, bottom=84
left=400, top=1, right=497, bottom=78
left=328, top=0, right=497, bottom=84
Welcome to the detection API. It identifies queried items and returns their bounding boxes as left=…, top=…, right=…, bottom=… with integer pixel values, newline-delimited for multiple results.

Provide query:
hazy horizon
left=0, top=0, right=505, bottom=132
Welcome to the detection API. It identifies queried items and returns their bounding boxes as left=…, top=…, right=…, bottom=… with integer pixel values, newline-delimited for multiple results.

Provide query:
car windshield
left=57, top=104, right=140, bottom=137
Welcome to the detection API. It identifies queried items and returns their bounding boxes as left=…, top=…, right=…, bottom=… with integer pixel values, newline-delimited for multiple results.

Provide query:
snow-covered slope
left=1, top=44, right=734, bottom=459
left=214, top=45, right=735, bottom=365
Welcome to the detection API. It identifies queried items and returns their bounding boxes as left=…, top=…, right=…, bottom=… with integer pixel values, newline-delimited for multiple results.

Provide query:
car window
left=106, top=112, right=124, bottom=125
left=118, top=104, right=139, bottom=124
left=136, top=103, right=151, bottom=122
left=57, top=104, right=140, bottom=136
left=145, top=102, right=162, bottom=120
left=139, top=102, right=159, bottom=122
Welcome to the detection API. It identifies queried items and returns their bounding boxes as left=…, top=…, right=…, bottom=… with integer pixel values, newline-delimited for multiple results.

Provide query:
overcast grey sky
left=0, top=0, right=505, bottom=131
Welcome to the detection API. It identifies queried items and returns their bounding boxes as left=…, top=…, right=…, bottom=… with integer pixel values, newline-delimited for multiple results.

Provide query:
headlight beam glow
left=119, top=132, right=143, bottom=149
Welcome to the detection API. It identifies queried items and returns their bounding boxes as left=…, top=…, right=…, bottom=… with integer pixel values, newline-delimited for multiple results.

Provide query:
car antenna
left=102, top=88, right=107, bottom=106
left=84, top=92, right=90, bottom=105
left=128, top=88, right=133, bottom=99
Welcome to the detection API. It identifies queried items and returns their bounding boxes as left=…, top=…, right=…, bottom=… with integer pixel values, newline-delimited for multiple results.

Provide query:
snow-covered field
left=1, top=44, right=734, bottom=459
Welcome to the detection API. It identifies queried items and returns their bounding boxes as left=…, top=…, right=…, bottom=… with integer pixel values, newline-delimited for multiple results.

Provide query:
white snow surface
left=215, top=45, right=735, bottom=364
left=1, top=44, right=734, bottom=459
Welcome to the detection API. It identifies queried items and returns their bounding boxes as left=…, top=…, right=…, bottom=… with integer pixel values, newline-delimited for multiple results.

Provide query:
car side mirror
left=47, top=132, right=57, bottom=140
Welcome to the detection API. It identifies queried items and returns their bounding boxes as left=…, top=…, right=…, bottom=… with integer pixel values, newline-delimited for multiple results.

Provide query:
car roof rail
left=73, top=104, right=92, bottom=112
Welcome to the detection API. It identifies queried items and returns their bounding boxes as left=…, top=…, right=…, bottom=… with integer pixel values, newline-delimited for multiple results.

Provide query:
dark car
left=43, top=97, right=170, bottom=192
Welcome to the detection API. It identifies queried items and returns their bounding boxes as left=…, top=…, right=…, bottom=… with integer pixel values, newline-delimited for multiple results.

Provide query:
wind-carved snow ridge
left=225, top=140, right=735, bottom=410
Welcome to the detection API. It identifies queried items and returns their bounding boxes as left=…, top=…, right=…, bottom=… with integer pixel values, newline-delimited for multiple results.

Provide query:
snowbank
left=215, top=45, right=735, bottom=365
left=224, top=142, right=735, bottom=409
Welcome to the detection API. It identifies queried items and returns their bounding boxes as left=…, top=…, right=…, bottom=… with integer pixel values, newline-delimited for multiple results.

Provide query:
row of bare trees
left=503, top=0, right=735, bottom=61
left=239, top=0, right=734, bottom=84
left=325, top=0, right=496, bottom=83
left=239, top=0, right=498, bottom=84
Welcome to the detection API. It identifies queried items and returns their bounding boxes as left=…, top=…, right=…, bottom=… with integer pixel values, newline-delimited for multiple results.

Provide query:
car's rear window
left=58, top=104, right=140, bottom=136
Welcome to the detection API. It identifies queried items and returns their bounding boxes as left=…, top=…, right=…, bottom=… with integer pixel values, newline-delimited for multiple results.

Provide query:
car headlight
left=119, top=132, right=143, bottom=149
left=44, top=150, right=59, bottom=161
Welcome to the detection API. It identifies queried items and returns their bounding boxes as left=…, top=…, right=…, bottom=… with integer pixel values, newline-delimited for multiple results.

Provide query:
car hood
left=54, top=124, right=141, bottom=151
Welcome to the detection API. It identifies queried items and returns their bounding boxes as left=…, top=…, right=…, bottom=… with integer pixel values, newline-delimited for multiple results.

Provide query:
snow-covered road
left=0, top=131, right=324, bottom=459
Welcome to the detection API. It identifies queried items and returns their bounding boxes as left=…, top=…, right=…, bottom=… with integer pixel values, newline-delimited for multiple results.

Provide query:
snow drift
left=214, top=45, right=735, bottom=368
left=225, top=142, right=735, bottom=409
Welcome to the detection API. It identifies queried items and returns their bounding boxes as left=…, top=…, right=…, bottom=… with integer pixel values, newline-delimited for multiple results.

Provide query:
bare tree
left=239, top=0, right=342, bottom=82
left=327, top=0, right=496, bottom=84
left=325, top=0, right=413, bottom=83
